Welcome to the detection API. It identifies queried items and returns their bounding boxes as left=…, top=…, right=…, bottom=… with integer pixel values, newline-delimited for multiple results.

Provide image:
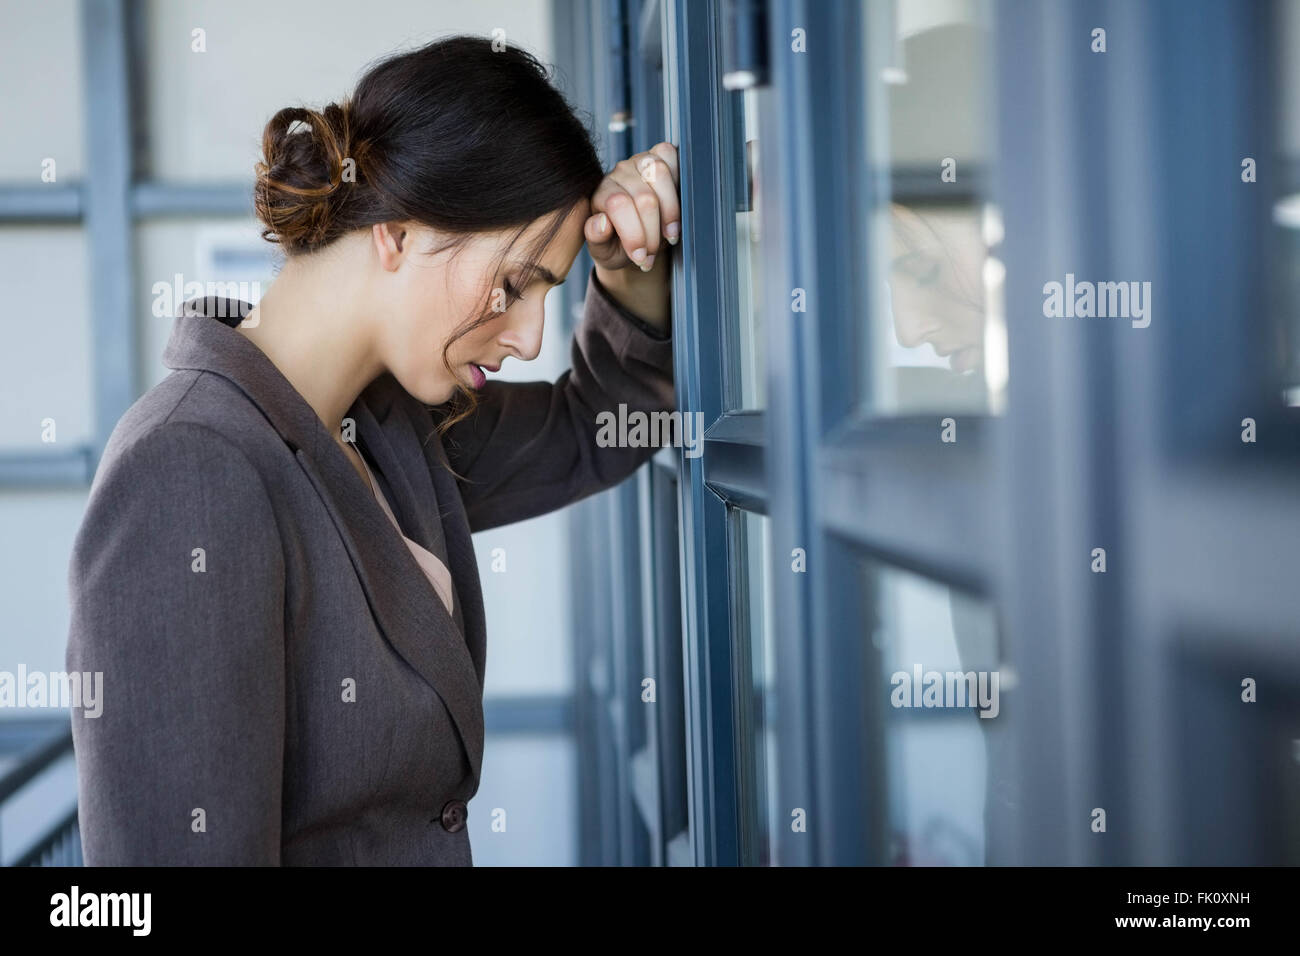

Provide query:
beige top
left=356, top=447, right=455, bottom=616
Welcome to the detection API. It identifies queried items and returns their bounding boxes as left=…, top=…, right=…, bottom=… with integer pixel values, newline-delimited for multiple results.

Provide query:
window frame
left=564, top=0, right=1300, bottom=867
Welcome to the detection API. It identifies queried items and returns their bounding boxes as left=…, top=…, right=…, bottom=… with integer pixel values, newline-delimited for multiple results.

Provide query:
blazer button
left=440, top=799, right=468, bottom=833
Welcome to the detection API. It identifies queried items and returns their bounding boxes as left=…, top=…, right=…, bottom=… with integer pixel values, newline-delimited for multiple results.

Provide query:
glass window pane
left=729, top=87, right=764, bottom=410
left=1273, top=0, right=1300, bottom=401
left=733, top=508, right=778, bottom=864
left=869, top=561, right=1013, bottom=866
left=863, top=0, right=1001, bottom=415
left=0, top=227, right=93, bottom=450
left=650, top=468, right=690, bottom=852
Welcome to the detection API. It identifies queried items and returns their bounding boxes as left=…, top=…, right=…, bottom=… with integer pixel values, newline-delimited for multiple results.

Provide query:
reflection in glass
left=887, top=203, right=989, bottom=407
left=870, top=562, right=1016, bottom=865
left=864, top=0, right=999, bottom=414
left=736, top=509, right=779, bottom=864
left=0, top=227, right=94, bottom=449
left=1273, top=0, right=1300, bottom=395
left=733, top=87, right=764, bottom=409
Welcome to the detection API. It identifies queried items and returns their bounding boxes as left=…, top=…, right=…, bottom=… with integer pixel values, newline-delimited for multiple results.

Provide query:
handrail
left=0, top=719, right=80, bottom=866
left=13, top=806, right=81, bottom=867
left=0, top=724, right=73, bottom=804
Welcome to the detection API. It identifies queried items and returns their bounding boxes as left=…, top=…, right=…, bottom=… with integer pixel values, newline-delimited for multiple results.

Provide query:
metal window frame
left=755, top=0, right=1300, bottom=867
left=561, top=0, right=778, bottom=867
left=552, top=0, right=1300, bottom=870
left=989, top=0, right=1300, bottom=866
left=662, top=0, right=778, bottom=867
left=758, top=0, right=902, bottom=867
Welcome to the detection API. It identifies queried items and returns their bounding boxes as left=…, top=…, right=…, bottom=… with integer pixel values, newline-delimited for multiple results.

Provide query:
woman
left=888, top=201, right=985, bottom=376
left=65, top=35, right=679, bottom=865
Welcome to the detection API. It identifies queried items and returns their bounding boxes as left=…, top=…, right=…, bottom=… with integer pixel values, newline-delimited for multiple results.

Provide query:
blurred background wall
left=0, top=0, right=580, bottom=867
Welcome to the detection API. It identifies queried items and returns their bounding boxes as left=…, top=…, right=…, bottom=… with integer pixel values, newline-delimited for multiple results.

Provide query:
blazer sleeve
left=436, top=265, right=676, bottom=532
left=65, top=421, right=286, bottom=865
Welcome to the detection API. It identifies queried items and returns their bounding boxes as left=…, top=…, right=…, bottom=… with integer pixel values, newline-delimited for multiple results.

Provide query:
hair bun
left=254, top=101, right=370, bottom=254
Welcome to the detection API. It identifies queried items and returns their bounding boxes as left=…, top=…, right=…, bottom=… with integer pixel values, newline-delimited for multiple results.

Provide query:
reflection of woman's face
left=888, top=204, right=986, bottom=374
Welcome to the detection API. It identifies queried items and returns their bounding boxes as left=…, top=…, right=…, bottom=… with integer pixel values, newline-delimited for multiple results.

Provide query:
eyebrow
left=512, top=262, right=565, bottom=286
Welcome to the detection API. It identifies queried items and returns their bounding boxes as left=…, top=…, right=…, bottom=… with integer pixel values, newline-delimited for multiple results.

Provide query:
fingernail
left=631, top=247, right=646, bottom=263
left=665, top=221, right=680, bottom=240
left=640, top=254, right=655, bottom=272
left=597, top=213, right=608, bottom=233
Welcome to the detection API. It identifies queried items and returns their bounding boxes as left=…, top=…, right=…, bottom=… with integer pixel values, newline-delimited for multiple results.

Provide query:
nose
left=894, top=311, right=938, bottom=349
left=497, top=297, right=546, bottom=362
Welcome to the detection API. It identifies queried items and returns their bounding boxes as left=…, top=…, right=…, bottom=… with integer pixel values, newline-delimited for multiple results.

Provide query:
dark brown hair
left=253, top=34, right=605, bottom=431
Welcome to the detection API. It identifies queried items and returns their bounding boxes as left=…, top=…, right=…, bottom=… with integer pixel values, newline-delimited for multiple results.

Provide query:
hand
left=585, top=142, right=680, bottom=330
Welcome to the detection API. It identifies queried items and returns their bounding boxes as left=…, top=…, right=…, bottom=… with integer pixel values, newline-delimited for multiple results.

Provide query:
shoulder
left=81, top=418, right=278, bottom=544
left=83, top=380, right=282, bottom=549
left=96, top=419, right=261, bottom=489
left=96, top=370, right=282, bottom=488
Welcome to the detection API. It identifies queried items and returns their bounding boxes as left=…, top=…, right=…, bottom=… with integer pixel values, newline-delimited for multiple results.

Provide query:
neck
left=237, top=243, right=385, bottom=442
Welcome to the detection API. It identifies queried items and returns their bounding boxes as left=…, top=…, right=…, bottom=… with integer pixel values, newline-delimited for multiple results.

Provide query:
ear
left=372, top=221, right=408, bottom=271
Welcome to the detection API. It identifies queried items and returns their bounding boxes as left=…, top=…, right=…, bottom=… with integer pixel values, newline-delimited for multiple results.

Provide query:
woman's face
left=377, top=199, right=591, bottom=405
left=888, top=204, right=986, bottom=375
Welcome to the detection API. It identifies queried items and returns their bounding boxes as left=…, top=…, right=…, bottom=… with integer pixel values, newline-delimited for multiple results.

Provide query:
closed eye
left=892, top=251, right=941, bottom=286
left=503, top=279, right=525, bottom=302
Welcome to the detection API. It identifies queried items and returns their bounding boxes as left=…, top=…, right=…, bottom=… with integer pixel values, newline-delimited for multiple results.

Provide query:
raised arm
left=435, top=143, right=682, bottom=532
left=434, top=264, right=674, bottom=531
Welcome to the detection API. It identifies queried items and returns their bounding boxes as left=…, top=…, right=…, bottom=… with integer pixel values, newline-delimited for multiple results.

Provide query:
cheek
left=447, top=313, right=507, bottom=363
left=379, top=308, right=462, bottom=405
left=389, top=309, right=445, bottom=370
left=890, top=284, right=922, bottom=325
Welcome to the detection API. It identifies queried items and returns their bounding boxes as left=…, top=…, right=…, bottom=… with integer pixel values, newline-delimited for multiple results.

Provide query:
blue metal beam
left=664, top=0, right=742, bottom=867
left=80, top=0, right=136, bottom=477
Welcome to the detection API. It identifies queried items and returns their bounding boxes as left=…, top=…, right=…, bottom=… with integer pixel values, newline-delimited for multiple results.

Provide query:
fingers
left=637, top=151, right=681, bottom=246
left=584, top=203, right=634, bottom=271
left=585, top=210, right=614, bottom=249
left=648, top=141, right=680, bottom=190
left=588, top=142, right=681, bottom=271
left=593, top=165, right=657, bottom=269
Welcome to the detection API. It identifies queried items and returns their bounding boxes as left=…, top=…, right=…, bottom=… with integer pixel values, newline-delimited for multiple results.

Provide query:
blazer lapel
left=362, top=374, right=487, bottom=690
left=162, top=298, right=485, bottom=790
left=423, top=421, right=488, bottom=688
left=350, top=379, right=453, bottom=582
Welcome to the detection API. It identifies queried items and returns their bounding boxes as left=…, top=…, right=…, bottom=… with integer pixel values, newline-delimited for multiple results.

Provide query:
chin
left=950, top=348, right=984, bottom=375
left=425, top=383, right=461, bottom=405
left=394, top=372, right=459, bottom=407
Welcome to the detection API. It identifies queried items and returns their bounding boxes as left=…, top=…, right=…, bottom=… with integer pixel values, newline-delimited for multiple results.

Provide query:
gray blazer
left=65, top=267, right=674, bottom=865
